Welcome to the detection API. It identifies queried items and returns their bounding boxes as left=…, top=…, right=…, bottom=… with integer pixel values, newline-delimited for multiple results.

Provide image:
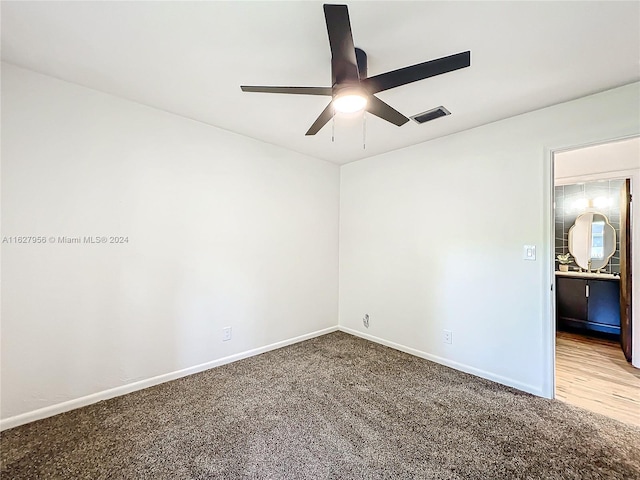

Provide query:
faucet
left=587, top=259, right=592, bottom=273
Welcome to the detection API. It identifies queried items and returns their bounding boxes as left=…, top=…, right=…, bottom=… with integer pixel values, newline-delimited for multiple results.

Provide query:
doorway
left=552, top=136, right=640, bottom=426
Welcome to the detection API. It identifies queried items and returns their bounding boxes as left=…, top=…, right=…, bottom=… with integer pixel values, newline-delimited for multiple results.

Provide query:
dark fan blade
left=324, top=4, right=360, bottom=84
left=306, top=102, right=334, bottom=136
left=366, top=95, right=409, bottom=126
left=362, top=51, right=471, bottom=94
left=241, top=86, right=332, bottom=96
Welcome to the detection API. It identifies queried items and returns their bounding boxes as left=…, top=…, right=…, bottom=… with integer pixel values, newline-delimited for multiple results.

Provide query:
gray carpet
left=1, top=332, right=639, bottom=479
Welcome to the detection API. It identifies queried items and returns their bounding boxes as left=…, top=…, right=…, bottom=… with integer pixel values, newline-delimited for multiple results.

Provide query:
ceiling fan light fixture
left=241, top=4, right=471, bottom=135
left=333, top=92, right=367, bottom=114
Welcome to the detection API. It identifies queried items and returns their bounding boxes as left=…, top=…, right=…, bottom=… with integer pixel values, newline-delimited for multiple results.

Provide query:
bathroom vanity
left=555, top=271, right=620, bottom=335
left=556, top=208, right=621, bottom=336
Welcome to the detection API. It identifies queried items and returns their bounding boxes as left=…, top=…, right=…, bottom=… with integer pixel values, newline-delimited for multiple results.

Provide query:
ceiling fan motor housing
left=355, top=48, right=367, bottom=79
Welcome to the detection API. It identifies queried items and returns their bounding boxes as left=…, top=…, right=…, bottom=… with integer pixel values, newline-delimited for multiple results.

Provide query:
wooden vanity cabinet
left=556, top=276, right=620, bottom=335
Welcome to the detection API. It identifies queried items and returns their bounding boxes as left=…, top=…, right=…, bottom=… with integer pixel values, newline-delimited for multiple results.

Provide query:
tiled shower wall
left=554, top=179, right=624, bottom=273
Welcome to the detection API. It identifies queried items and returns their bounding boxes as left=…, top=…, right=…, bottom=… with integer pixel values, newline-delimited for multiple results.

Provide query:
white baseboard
left=0, top=326, right=338, bottom=432
left=338, top=326, right=545, bottom=397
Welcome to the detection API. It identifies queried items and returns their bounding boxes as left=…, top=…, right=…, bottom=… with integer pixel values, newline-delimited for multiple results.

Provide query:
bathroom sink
left=555, top=270, right=619, bottom=280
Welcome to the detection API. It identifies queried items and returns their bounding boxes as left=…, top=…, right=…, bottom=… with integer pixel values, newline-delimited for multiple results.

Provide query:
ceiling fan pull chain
left=332, top=108, right=335, bottom=143
left=363, top=111, right=367, bottom=150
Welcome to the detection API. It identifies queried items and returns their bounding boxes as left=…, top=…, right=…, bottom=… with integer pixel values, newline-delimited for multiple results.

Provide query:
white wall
left=1, top=64, right=340, bottom=426
left=556, top=136, right=639, bottom=178
left=339, top=82, right=640, bottom=397
left=555, top=137, right=640, bottom=367
left=2, top=62, right=638, bottom=431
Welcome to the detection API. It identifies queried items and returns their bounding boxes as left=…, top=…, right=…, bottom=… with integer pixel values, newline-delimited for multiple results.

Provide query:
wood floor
left=556, top=330, right=640, bottom=427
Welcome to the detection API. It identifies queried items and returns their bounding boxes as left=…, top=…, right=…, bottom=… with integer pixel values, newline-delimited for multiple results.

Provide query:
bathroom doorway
left=552, top=136, right=640, bottom=426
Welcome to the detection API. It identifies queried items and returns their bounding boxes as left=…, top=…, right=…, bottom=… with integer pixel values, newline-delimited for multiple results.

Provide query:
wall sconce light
left=571, top=196, right=612, bottom=212
left=572, top=198, right=589, bottom=211
left=593, top=196, right=611, bottom=209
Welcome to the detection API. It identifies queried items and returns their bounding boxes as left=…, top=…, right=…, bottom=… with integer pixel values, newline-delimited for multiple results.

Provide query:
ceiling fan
left=241, top=4, right=471, bottom=136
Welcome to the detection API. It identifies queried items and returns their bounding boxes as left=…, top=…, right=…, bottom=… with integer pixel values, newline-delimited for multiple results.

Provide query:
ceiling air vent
left=411, top=106, right=451, bottom=124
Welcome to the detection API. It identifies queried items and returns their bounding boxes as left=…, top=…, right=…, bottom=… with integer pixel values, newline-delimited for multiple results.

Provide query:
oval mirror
left=568, top=212, right=616, bottom=271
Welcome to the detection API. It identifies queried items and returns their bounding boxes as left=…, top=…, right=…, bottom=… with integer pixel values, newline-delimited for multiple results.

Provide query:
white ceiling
left=2, top=1, right=639, bottom=165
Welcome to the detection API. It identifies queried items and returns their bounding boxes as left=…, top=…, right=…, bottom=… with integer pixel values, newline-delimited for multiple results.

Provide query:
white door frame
left=546, top=134, right=640, bottom=399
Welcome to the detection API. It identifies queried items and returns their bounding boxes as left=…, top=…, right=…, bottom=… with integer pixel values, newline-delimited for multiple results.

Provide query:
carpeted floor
left=1, top=332, right=639, bottom=479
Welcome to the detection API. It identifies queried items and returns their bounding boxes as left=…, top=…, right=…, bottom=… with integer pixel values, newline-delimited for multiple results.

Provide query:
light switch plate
left=523, top=245, right=536, bottom=260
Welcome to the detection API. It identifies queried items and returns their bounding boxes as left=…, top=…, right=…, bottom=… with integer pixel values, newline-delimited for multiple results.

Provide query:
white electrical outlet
left=363, top=314, right=370, bottom=328
left=443, top=329, right=453, bottom=344
left=222, top=327, right=232, bottom=342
